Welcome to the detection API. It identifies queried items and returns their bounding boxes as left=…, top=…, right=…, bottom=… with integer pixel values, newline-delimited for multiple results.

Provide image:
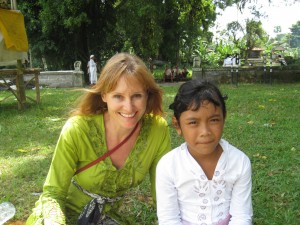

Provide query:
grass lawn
left=0, top=82, right=299, bottom=224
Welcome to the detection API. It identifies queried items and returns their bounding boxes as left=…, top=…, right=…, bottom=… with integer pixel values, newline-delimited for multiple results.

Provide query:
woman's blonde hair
left=70, top=53, right=163, bottom=116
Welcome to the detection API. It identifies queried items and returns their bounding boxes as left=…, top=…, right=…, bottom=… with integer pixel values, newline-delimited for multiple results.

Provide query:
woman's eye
left=133, top=94, right=143, bottom=99
left=113, top=95, right=123, bottom=99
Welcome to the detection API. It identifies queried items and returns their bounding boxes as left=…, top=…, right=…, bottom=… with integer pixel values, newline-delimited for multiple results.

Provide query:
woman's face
left=102, top=76, right=148, bottom=129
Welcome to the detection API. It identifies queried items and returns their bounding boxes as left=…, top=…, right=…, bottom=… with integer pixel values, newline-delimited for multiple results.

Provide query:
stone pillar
left=74, top=61, right=84, bottom=87
left=192, top=56, right=203, bottom=80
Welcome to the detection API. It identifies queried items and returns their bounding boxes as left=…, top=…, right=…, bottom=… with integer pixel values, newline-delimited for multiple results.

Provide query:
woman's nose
left=123, top=99, right=133, bottom=111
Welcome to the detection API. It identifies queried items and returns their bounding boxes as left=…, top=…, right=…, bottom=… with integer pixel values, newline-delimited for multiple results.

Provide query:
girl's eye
left=211, top=118, right=221, bottom=123
left=188, top=121, right=197, bottom=125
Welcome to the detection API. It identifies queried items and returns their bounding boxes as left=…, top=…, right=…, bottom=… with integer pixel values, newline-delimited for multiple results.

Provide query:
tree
left=243, top=19, right=268, bottom=58
left=177, top=0, right=216, bottom=64
left=226, top=21, right=244, bottom=44
left=17, top=0, right=295, bottom=72
left=274, top=26, right=282, bottom=34
left=289, top=21, right=300, bottom=48
left=116, top=0, right=217, bottom=64
left=115, top=0, right=164, bottom=60
left=19, top=0, right=123, bottom=80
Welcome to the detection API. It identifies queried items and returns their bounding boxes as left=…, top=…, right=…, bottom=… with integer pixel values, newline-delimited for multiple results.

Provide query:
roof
left=273, top=46, right=285, bottom=51
left=251, top=47, right=264, bottom=51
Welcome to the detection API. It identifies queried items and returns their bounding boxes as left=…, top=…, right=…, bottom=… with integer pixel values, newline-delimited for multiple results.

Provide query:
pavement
left=158, top=81, right=186, bottom=86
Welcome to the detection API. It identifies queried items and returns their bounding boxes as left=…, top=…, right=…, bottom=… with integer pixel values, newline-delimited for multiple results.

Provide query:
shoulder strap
left=74, top=122, right=139, bottom=175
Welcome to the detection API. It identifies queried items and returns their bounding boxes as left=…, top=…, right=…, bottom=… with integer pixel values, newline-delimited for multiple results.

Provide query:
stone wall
left=192, top=67, right=300, bottom=84
left=24, top=70, right=84, bottom=88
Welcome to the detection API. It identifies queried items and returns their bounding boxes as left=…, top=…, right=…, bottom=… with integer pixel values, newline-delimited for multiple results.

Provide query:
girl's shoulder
left=220, top=139, right=251, bottom=166
left=158, top=143, right=186, bottom=163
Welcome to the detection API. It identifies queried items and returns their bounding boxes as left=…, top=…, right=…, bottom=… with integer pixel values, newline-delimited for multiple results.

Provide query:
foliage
left=18, top=0, right=124, bottom=76
left=289, top=21, right=300, bottom=49
left=266, top=20, right=300, bottom=63
left=1, top=83, right=300, bottom=224
left=225, top=21, right=244, bottom=44
left=17, top=0, right=218, bottom=71
left=116, top=0, right=164, bottom=59
left=16, top=0, right=299, bottom=72
left=244, top=19, right=268, bottom=52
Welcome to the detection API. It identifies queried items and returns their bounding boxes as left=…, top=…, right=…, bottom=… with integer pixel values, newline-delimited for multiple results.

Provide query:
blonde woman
left=27, top=53, right=171, bottom=225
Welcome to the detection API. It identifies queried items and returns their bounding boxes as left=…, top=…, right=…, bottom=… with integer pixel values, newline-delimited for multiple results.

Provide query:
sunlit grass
left=0, top=83, right=299, bottom=224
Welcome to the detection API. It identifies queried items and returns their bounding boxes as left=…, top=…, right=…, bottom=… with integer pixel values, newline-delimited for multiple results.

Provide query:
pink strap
left=74, top=122, right=139, bottom=175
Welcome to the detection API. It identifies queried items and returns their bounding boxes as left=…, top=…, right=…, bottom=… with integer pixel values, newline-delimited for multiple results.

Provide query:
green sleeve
left=148, top=116, right=171, bottom=203
left=40, top=118, right=81, bottom=224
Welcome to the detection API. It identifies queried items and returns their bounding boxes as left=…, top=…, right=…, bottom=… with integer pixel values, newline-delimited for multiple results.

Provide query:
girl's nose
left=199, top=123, right=211, bottom=137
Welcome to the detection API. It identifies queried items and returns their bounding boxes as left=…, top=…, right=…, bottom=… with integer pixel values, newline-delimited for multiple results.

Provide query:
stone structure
left=192, top=66, right=300, bottom=84
left=23, top=61, right=84, bottom=88
left=24, top=70, right=84, bottom=88
left=74, top=61, right=82, bottom=71
left=192, top=56, right=203, bottom=79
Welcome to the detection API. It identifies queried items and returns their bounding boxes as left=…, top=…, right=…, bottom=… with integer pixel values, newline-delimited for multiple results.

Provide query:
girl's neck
left=190, top=144, right=223, bottom=180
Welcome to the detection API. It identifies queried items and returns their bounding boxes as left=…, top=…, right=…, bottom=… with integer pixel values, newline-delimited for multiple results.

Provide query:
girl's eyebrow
left=184, top=113, right=222, bottom=120
left=210, top=113, right=222, bottom=117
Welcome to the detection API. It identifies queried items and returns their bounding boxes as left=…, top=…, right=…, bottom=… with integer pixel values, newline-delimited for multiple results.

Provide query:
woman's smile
left=119, top=112, right=137, bottom=118
left=102, top=76, right=148, bottom=129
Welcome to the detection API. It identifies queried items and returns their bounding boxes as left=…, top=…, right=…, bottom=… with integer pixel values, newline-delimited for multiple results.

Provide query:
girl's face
left=173, top=100, right=224, bottom=156
left=102, top=76, right=148, bottom=129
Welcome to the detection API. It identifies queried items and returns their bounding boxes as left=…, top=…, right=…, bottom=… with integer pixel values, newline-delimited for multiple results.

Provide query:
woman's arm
left=39, top=119, right=81, bottom=224
left=148, top=117, right=171, bottom=202
left=44, top=218, right=62, bottom=225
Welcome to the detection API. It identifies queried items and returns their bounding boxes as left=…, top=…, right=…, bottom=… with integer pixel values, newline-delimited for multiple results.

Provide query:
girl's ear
left=172, top=116, right=182, bottom=136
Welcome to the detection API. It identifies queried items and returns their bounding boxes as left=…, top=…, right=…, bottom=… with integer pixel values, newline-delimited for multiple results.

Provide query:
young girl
left=156, top=80, right=252, bottom=225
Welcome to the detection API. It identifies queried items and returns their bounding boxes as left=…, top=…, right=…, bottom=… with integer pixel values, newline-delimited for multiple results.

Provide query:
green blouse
left=26, top=114, right=171, bottom=225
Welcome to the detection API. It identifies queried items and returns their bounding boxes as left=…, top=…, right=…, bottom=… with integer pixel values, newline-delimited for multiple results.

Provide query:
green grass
left=0, top=83, right=300, bottom=224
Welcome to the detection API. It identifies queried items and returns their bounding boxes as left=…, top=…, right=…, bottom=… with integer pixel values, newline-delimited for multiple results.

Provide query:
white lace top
left=156, top=139, right=252, bottom=225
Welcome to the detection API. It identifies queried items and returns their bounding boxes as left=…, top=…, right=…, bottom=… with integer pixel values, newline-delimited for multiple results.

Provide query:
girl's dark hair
left=169, top=80, right=227, bottom=121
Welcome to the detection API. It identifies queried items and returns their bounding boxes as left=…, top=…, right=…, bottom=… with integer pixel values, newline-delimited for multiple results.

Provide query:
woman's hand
left=44, top=218, right=62, bottom=225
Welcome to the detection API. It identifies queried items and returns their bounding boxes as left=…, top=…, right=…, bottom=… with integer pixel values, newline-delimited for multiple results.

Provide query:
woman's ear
left=101, top=94, right=107, bottom=103
left=172, top=116, right=182, bottom=136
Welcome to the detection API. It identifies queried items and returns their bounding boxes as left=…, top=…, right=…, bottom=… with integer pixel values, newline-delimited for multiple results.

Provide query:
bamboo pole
left=10, top=0, right=17, bottom=10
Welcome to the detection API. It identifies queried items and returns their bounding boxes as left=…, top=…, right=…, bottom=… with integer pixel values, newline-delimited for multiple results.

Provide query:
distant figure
left=181, top=66, right=189, bottom=79
left=223, top=54, right=233, bottom=67
left=87, top=55, right=97, bottom=85
left=164, top=65, right=173, bottom=82
left=173, top=65, right=182, bottom=81
left=148, top=57, right=154, bottom=74
left=232, top=54, right=240, bottom=66
left=23, top=59, right=30, bottom=68
left=277, top=55, right=287, bottom=66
